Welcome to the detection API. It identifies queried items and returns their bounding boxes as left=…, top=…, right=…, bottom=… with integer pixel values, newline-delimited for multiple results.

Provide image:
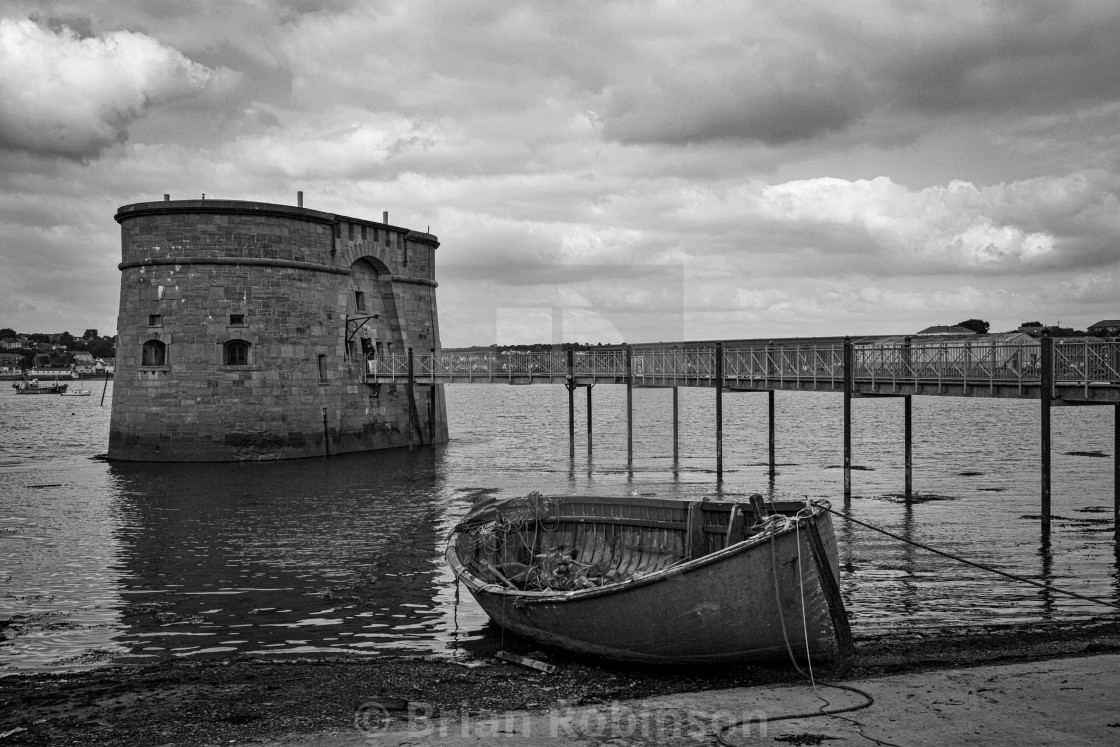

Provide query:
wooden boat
left=12, top=380, right=69, bottom=394
left=446, top=493, right=852, bottom=665
left=60, top=389, right=92, bottom=396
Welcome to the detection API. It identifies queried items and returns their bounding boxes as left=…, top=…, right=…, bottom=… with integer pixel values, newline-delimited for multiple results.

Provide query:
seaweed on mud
left=874, top=493, right=958, bottom=504
left=1020, top=514, right=1112, bottom=525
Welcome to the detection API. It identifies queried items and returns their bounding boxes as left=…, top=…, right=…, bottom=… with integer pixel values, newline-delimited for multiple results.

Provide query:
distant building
left=0, top=338, right=23, bottom=350
left=28, top=367, right=77, bottom=379
left=0, top=352, right=24, bottom=373
left=72, top=351, right=98, bottom=375
left=1088, top=320, right=1120, bottom=336
left=916, top=325, right=976, bottom=336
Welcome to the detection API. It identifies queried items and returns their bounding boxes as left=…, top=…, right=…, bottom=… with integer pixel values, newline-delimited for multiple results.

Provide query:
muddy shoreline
left=4, top=617, right=1120, bottom=745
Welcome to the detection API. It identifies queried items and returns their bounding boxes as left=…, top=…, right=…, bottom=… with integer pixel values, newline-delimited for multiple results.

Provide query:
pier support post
left=843, top=337, right=853, bottom=500
left=567, top=348, right=575, bottom=460
left=626, top=345, right=633, bottom=466
left=1114, top=403, right=1119, bottom=534
left=768, top=389, right=776, bottom=481
left=1040, top=332, right=1052, bottom=534
left=716, top=342, right=724, bottom=480
left=428, top=386, right=435, bottom=444
left=587, top=383, right=593, bottom=453
left=904, top=394, right=913, bottom=497
left=407, top=347, right=420, bottom=449
left=672, top=386, right=679, bottom=462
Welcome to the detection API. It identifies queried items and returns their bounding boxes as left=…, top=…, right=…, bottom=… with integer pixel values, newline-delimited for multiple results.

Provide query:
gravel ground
left=3, top=617, right=1120, bottom=746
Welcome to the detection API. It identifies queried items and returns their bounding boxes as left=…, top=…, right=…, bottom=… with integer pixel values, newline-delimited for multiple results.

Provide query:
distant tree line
left=955, top=319, right=1098, bottom=337
left=0, top=327, right=116, bottom=369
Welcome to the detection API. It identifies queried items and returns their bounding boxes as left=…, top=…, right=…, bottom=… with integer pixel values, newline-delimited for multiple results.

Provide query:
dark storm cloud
left=4, top=0, right=1120, bottom=341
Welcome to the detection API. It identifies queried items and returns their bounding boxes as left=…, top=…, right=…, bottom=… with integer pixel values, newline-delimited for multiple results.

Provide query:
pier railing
left=365, top=336, right=1120, bottom=402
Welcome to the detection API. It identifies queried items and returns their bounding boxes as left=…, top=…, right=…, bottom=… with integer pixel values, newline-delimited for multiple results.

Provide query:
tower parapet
left=108, top=199, right=447, bottom=461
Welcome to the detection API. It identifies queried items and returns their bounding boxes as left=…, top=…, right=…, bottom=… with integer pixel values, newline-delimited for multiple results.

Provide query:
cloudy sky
left=2, top=1, right=1119, bottom=346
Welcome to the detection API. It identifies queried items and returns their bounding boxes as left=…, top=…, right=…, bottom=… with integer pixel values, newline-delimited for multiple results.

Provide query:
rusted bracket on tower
left=345, top=314, right=379, bottom=344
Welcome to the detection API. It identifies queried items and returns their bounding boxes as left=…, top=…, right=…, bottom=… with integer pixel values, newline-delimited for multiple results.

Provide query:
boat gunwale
left=446, top=497, right=829, bottom=605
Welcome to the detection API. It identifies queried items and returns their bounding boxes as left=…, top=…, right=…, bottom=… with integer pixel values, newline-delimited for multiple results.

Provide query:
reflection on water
left=1, top=381, right=1119, bottom=674
left=106, top=454, right=467, bottom=664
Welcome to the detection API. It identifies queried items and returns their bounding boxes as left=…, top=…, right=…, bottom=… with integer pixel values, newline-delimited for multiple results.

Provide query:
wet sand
left=4, top=616, right=1120, bottom=745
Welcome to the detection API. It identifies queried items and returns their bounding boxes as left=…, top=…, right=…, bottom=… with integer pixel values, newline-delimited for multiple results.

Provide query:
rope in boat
left=816, top=502, right=1120, bottom=611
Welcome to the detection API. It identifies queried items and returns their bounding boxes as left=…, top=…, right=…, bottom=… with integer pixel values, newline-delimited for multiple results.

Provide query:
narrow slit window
left=361, top=225, right=367, bottom=240
left=317, top=354, right=328, bottom=382
left=355, top=291, right=365, bottom=312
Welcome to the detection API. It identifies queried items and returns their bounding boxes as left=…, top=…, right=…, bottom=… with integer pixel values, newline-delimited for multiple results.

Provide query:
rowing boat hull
left=447, top=497, right=843, bottom=664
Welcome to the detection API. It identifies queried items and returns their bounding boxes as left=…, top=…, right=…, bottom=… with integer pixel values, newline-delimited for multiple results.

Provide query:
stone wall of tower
left=108, top=199, right=448, bottom=462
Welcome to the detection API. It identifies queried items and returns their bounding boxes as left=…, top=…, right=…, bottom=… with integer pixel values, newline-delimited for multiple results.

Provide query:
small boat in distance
left=60, top=389, right=92, bottom=397
left=447, top=493, right=852, bottom=665
left=12, top=380, right=69, bottom=395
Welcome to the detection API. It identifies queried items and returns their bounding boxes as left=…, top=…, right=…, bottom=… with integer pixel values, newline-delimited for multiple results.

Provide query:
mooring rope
left=717, top=516, right=891, bottom=747
left=817, top=503, right=1120, bottom=611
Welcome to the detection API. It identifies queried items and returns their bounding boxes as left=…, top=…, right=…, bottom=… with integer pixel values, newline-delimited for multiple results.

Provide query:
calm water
left=2, top=380, right=1118, bottom=674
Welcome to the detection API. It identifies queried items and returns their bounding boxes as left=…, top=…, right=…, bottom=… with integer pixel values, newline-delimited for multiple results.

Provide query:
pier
left=368, top=333, right=1120, bottom=533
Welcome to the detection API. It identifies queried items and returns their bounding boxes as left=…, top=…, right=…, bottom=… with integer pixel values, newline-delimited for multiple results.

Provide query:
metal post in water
left=843, top=337, right=853, bottom=500
left=716, top=342, right=723, bottom=480
left=586, top=383, right=593, bottom=453
left=322, top=406, right=331, bottom=457
left=768, top=389, right=776, bottom=480
left=1040, top=331, right=1052, bottom=534
left=626, top=345, right=633, bottom=466
left=567, top=347, right=575, bottom=460
left=428, top=348, right=436, bottom=440
left=672, top=386, right=679, bottom=462
left=407, top=347, right=417, bottom=450
left=904, top=394, right=913, bottom=497
left=1115, top=403, right=1119, bottom=534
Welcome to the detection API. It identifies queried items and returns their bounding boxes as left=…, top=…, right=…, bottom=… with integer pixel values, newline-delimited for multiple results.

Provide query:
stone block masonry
left=108, top=199, right=448, bottom=461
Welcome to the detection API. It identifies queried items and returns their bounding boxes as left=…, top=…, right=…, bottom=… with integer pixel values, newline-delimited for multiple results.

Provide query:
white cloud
left=0, top=18, right=233, bottom=158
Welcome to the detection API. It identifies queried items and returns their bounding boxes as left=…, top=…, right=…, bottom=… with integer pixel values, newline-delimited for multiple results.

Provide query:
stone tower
left=108, top=198, right=448, bottom=461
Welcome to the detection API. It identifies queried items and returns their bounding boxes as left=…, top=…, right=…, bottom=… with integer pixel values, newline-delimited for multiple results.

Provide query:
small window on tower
left=224, top=340, right=250, bottom=366
left=229, top=314, right=245, bottom=326
left=355, top=291, right=365, bottom=312
left=141, top=340, right=167, bottom=367
left=148, top=314, right=162, bottom=327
